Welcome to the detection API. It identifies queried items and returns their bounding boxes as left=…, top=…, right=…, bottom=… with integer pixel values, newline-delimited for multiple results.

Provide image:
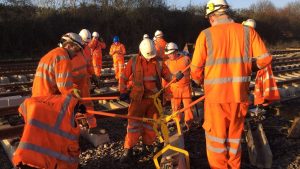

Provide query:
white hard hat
left=165, top=42, right=178, bottom=55
left=242, top=19, right=256, bottom=28
left=139, top=39, right=157, bottom=60
left=92, top=31, right=99, bottom=38
left=79, top=29, right=91, bottom=43
left=206, top=0, right=229, bottom=17
left=154, top=30, right=163, bottom=38
left=61, top=32, right=84, bottom=49
left=143, top=34, right=149, bottom=39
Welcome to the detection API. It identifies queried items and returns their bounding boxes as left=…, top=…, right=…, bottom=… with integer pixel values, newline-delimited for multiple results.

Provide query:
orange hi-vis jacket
left=119, top=55, right=172, bottom=149
left=119, top=55, right=173, bottom=101
left=165, top=55, right=193, bottom=122
left=254, top=65, right=280, bottom=105
left=13, top=95, right=80, bottom=169
left=109, top=42, right=126, bottom=61
left=154, top=37, right=168, bottom=61
left=71, top=53, right=96, bottom=128
left=32, top=47, right=74, bottom=97
left=89, top=39, right=106, bottom=76
left=165, top=55, right=191, bottom=87
left=191, top=18, right=272, bottom=103
left=82, top=45, right=95, bottom=76
left=109, top=42, right=126, bottom=79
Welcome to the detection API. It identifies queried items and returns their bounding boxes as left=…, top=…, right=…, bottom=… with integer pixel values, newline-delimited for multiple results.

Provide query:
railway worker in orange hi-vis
left=164, top=42, right=194, bottom=128
left=71, top=49, right=97, bottom=128
left=89, top=31, right=106, bottom=79
left=109, top=35, right=126, bottom=80
left=154, top=30, right=170, bottom=104
left=79, top=29, right=95, bottom=78
left=118, top=39, right=184, bottom=163
left=191, top=0, right=272, bottom=168
left=153, top=30, right=167, bottom=61
left=32, top=32, right=83, bottom=98
left=13, top=94, right=86, bottom=169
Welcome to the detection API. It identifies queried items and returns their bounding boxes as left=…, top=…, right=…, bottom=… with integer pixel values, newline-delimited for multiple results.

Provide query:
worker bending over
left=191, top=0, right=272, bottom=168
left=32, top=33, right=83, bottom=98
left=119, top=39, right=184, bottom=162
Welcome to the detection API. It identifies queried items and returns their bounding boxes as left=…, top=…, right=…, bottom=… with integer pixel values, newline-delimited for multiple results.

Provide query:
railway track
left=1, top=50, right=300, bottom=169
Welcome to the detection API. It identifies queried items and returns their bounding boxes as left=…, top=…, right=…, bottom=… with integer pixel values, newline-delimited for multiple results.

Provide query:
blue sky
left=167, top=0, right=296, bottom=9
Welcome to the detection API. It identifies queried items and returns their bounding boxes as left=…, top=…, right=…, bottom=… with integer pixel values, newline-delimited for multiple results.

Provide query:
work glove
left=191, top=80, right=199, bottom=88
left=175, top=71, right=184, bottom=81
left=73, top=89, right=81, bottom=98
left=252, top=60, right=260, bottom=72
left=75, top=104, right=87, bottom=114
left=119, top=93, right=129, bottom=101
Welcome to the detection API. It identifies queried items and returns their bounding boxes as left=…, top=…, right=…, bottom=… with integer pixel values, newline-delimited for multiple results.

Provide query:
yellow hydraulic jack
left=85, top=65, right=205, bottom=169
left=149, top=87, right=205, bottom=169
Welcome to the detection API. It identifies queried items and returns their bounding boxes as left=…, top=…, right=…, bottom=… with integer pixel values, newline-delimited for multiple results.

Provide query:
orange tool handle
left=86, top=110, right=153, bottom=122
left=80, top=96, right=119, bottom=101
left=176, top=95, right=205, bottom=114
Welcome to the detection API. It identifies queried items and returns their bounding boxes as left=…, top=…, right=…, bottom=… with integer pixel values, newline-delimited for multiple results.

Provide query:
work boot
left=120, top=148, right=133, bottom=163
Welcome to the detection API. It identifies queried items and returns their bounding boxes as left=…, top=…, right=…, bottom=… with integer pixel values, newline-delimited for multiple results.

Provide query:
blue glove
left=120, top=93, right=129, bottom=101
left=175, top=71, right=184, bottom=81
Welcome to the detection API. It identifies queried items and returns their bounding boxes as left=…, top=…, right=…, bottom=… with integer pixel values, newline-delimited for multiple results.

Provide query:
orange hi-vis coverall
left=83, top=45, right=95, bottom=76
left=13, top=95, right=80, bottom=169
left=191, top=18, right=272, bottom=169
left=89, top=39, right=106, bottom=77
left=109, top=42, right=126, bottom=80
left=254, top=65, right=280, bottom=105
left=154, top=37, right=168, bottom=61
left=71, top=53, right=97, bottom=128
left=119, top=55, right=172, bottom=149
left=154, top=37, right=170, bottom=102
left=32, top=47, right=75, bottom=97
left=165, top=55, right=194, bottom=123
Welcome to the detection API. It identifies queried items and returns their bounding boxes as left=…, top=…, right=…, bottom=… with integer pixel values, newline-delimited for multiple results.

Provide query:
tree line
left=0, top=0, right=299, bottom=59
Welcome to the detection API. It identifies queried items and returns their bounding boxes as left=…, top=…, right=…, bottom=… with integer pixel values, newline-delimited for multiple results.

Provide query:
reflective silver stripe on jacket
left=57, top=81, right=73, bottom=88
left=203, top=29, right=213, bottom=61
left=205, top=57, right=251, bottom=66
left=29, top=119, right=77, bottom=140
left=55, top=55, right=69, bottom=63
left=35, top=72, right=55, bottom=84
left=256, top=52, right=271, bottom=60
left=18, top=142, right=78, bottom=163
left=56, top=72, right=72, bottom=79
left=37, top=63, right=54, bottom=72
left=204, top=76, right=251, bottom=85
left=143, top=76, right=158, bottom=81
left=55, top=95, right=72, bottom=128
left=244, top=26, right=250, bottom=60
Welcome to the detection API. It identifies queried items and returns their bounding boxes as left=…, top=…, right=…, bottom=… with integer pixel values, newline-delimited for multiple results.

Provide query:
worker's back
left=32, top=47, right=73, bottom=97
left=192, top=19, right=271, bottom=103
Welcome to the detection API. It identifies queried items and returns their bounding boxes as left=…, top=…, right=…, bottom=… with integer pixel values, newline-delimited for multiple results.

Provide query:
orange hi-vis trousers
left=170, top=85, right=193, bottom=123
left=203, top=102, right=248, bottom=169
left=124, top=98, right=158, bottom=149
left=113, top=56, right=124, bottom=80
